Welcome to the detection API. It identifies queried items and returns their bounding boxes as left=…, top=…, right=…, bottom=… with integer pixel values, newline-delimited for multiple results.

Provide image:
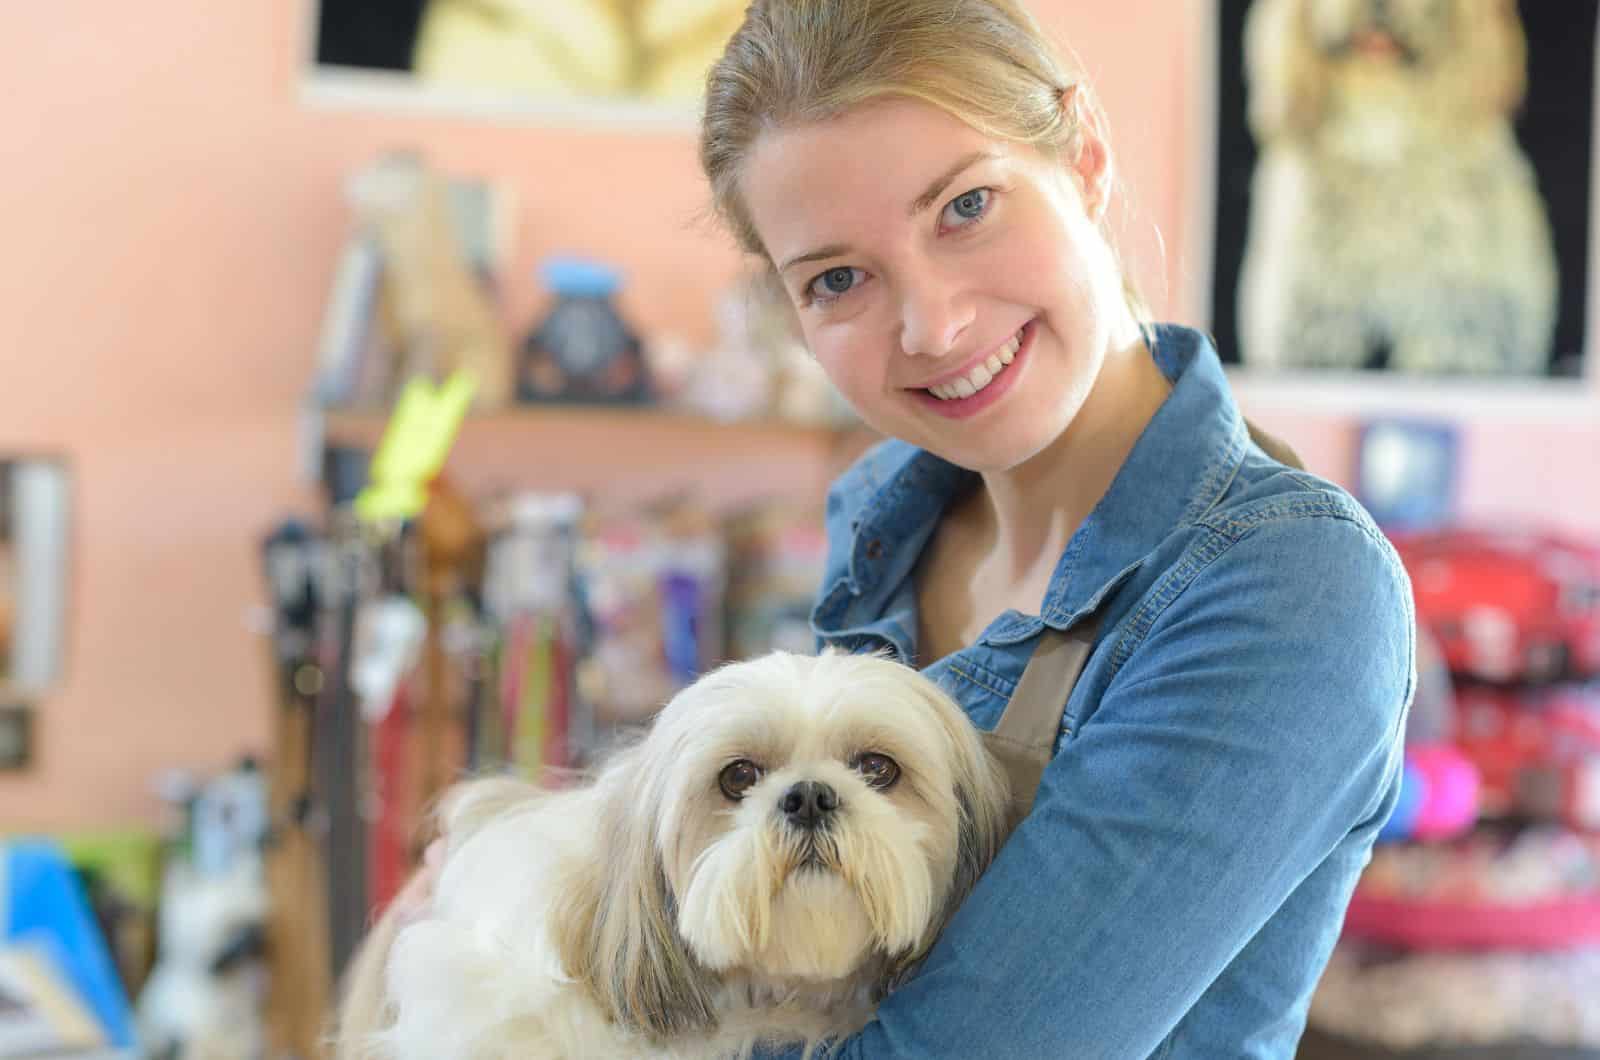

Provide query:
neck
left=973, top=319, right=1170, bottom=585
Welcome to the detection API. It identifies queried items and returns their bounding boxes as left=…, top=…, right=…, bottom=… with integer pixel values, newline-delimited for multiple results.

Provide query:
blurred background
left=0, top=1, right=1596, bottom=1057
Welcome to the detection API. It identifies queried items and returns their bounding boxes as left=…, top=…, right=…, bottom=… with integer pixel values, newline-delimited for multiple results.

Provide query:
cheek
left=805, top=320, right=885, bottom=398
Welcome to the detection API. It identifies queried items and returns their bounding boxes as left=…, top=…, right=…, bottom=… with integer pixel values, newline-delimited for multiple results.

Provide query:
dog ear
left=1244, top=0, right=1328, bottom=141
left=550, top=751, right=720, bottom=1041
left=883, top=678, right=1013, bottom=988
left=1453, top=0, right=1527, bottom=119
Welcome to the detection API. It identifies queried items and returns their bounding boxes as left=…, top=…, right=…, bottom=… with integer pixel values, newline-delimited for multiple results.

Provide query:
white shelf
left=1227, top=369, right=1598, bottom=422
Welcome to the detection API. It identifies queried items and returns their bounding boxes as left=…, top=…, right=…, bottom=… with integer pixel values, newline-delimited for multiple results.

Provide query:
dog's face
left=1244, top=0, right=1527, bottom=139
left=651, top=651, right=1006, bottom=981
left=1304, top=0, right=1458, bottom=68
left=554, top=650, right=1010, bottom=1037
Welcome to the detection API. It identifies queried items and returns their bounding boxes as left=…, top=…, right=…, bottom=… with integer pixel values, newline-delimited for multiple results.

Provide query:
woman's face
left=741, top=95, right=1135, bottom=473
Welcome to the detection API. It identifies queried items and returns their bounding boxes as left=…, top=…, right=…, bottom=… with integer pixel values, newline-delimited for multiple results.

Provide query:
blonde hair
left=699, top=0, right=1149, bottom=318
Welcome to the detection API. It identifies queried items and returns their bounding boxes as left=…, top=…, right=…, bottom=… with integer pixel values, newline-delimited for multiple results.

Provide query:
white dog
left=335, top=650, right=1011, bottom=1059
left=1237, top=0, right=1558, bottom=375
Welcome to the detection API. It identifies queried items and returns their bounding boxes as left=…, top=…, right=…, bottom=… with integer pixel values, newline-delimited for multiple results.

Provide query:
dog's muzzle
left=780, top=780, right=839, bottom=831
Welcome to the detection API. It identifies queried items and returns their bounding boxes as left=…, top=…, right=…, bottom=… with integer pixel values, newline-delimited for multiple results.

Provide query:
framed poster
left=0, top=459, right=71, bottom=701
left=1198, top=0, right=1598, bottom=401
left=303, top=0, right=747, bottom=126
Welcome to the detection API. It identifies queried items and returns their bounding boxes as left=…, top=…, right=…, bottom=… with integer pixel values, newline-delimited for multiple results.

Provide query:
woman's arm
left=763, top=513, right=1414, bottom=1057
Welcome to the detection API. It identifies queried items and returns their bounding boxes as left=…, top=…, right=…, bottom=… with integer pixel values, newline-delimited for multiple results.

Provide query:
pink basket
left=1343, top=892, right=1600, bottom=950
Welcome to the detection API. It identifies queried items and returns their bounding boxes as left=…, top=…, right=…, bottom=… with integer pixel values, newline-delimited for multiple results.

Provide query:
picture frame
left=1352, top=418, right=1460, bottom=533
left=0, top=458, right=72, bottom=703
left=300, top=0, right=746, bottom=129
left=1189, top=0, right=1600, bottom=417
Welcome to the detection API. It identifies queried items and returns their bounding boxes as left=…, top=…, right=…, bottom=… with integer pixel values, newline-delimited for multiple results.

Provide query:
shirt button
left=865, top=539, right=885, bottom=560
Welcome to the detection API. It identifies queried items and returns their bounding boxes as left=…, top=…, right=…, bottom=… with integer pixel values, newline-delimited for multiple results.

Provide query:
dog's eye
left=853, top=753, right=901, bottom=790
left=718, top=759, right=764, bottom=800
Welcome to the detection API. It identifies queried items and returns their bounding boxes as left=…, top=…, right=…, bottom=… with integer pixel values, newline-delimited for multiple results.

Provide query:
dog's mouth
left=1321, top=18, right=1430, bottom=66
left=790, top=835, right=840, bottom=876
left=1326, top=28, right=1420, bottom=64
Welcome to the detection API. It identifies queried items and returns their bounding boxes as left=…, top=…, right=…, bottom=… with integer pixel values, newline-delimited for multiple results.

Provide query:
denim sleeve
left=759, top=515, right=1413, bottom=1059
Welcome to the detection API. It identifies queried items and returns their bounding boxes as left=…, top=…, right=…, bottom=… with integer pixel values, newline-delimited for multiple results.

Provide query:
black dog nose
left=780, top=780, right=838, bottom=828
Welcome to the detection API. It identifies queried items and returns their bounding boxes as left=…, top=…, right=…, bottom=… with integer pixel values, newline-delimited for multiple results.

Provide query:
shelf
left=1226, top=368, right=1598, bottom=422
left=318, top=405, right=878, bottom=511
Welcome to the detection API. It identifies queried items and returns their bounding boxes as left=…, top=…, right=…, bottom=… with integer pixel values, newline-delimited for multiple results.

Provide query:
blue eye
left=807, top=266, right=864, bottom=303
left=942, top=187, right=991, bottom=228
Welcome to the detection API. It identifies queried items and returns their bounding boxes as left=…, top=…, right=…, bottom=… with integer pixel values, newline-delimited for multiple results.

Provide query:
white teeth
left=927, top=327, right=1025, bottom=401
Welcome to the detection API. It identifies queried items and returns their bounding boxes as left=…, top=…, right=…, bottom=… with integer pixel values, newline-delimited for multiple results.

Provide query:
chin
left=334, top=650, right=1011, bottom=1060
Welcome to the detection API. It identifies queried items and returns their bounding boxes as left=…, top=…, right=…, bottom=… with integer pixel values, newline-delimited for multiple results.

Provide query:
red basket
left=1343, top=892, right=1600, bottom=951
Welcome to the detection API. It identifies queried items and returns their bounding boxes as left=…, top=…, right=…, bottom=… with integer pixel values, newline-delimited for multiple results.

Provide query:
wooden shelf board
left=319, top=406, right=877, bottom=510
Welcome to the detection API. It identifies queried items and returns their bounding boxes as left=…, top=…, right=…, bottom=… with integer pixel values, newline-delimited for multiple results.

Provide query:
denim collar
left=818, top=324, right=1251, bottom=646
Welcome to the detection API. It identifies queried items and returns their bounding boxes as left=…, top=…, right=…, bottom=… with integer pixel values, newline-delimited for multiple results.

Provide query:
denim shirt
left=760, top=325, right=1414, bottom=1059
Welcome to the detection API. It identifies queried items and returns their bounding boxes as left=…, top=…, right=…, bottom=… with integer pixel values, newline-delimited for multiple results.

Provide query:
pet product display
left=1306, top=525, right=1600, bottom=1058
left=575, top=503, right=725, bottom=730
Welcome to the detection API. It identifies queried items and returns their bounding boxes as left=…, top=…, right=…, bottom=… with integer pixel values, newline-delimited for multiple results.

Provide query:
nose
left=898, top=270, right=973, bottom=359
left=780, top=780, right=839, bottom=829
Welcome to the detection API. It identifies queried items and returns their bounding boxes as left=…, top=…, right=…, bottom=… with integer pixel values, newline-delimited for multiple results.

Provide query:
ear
left=1060, top=85, right=1114, bottom=222
left=550, top=751, right=720, bottom=1040
left=1243, top=0, right=1328, bottom=141
left=885, top=677, right=1012, bottom=986
left=938, top=715, right=1012, bottom=923
left=1455, top=0, right=1527, bottom=119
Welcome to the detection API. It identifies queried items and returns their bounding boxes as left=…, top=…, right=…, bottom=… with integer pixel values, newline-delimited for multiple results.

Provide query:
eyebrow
left=908, top=149, right=998, bottom=216
left=776, top=149, right=1000, bottom=275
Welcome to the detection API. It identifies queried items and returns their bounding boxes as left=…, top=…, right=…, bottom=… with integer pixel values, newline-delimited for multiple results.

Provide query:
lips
left=922, top=326, right=1025, bottom=401
left=909, top=318, right=1037, bottom=420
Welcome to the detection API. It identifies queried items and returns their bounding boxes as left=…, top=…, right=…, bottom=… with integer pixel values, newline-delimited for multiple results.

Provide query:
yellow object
left=413, top=0, right=746, bottom=102
left=513, top=618, right=551, bottom=781
left=354, top=372, right=476, bottom=522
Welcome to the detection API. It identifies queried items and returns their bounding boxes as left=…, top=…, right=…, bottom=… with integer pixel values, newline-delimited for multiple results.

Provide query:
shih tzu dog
left=1236, top=0, right=1557, bottom=375
left=335, top=650, right=1011, bottom=1059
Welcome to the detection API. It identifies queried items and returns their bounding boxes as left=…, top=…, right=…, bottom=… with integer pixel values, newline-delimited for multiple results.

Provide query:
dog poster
left=309, top=0, right=746, bottom=119
left=1206, top=0, right=1597, bottom=379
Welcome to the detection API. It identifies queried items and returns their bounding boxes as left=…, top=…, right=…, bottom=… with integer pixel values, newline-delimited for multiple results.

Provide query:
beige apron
left=980, top=419, right=1303, bottom=818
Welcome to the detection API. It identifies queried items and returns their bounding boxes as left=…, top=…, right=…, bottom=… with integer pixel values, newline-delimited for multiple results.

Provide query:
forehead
left=667, top=655, right=950, bottom=763
left=741, top=97, right=1010, bottom=260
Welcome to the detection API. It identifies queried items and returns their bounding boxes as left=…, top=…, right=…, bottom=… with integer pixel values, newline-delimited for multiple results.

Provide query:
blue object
left=1377, top=759, right=1428, bottom=843
left=1354, top=419, right=1459, bottom=533
left=2, top=838, right=137, bottom=1047
left=540, top=256, right=622, bottom=299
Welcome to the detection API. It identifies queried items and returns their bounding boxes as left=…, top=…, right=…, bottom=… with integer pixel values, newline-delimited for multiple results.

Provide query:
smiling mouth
left=920, top=324, right=1027, bottom=401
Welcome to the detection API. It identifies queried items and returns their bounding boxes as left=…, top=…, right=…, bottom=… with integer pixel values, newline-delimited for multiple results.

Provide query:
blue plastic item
left=2, top=838, right=137, bottom=1047
left=1377, top=759, right=1428, bottom=843
left=540, top=256, right=622, bottom=299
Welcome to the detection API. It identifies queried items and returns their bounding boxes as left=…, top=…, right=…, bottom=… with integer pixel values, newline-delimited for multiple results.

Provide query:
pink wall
left=2, top=1, right=1595, bottom=829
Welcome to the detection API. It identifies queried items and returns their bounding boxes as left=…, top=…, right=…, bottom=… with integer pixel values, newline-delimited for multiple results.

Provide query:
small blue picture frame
left=1354, top=419, right=1460, bottom=532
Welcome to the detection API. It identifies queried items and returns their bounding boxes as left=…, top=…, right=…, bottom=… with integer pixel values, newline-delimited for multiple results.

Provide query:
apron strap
left=1246, top=418, right=1305, bottom=471
left=974, top=418, right=1298, bottom=822
left=980, top=615, right=1099, bottom=822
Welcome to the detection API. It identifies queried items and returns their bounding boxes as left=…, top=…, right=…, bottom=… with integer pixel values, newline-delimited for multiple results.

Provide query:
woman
left=383, top=1, right=1413, bottom=1055
left=702, top=1, right=1412, bottom=1056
